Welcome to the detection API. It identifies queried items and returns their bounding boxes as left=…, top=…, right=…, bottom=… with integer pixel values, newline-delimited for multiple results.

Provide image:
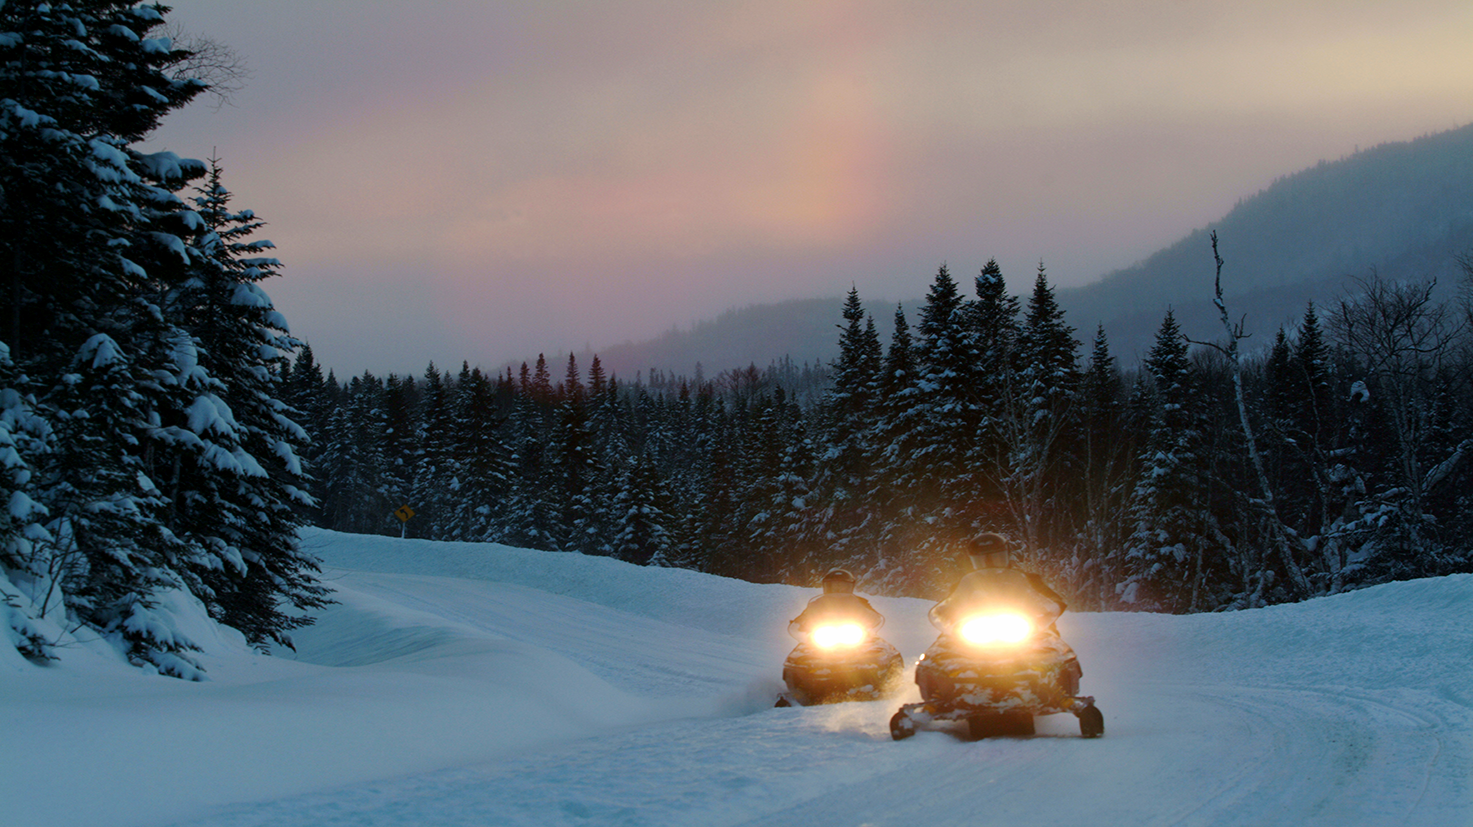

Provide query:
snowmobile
left=775, top=612, right=905, bottom=707
left=889, top=586, right=1103, bottom=739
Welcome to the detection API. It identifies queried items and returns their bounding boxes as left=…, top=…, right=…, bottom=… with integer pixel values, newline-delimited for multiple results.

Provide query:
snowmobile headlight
left=810, top=622, right=867, bottom=649
left=957, top=613, right=1033, bottom=646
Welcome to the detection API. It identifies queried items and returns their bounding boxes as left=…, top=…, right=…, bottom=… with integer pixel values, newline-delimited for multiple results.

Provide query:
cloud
left=154, top=0, right=1473, bottom=376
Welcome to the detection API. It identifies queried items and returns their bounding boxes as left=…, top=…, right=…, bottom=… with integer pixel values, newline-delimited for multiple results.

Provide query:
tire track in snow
left=1152, top=683, right=1458, bottom=827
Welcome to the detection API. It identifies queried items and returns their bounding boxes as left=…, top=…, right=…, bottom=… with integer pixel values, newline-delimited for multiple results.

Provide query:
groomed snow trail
left=4, top=530, right=1469, bottom=827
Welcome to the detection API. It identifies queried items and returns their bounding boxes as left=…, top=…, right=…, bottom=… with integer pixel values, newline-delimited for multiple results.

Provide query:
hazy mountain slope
left=591, top=298, right=852, bottom=382
left=1061, top=121, right=1473, bottom=359
left=585, top=122, right=1473, bottom=375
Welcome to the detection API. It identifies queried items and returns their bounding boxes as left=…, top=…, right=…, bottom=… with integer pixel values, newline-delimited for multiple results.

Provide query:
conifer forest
left=293, top=256, right=1473, bottom=614
left=3, top=2, right=1472, bottom=676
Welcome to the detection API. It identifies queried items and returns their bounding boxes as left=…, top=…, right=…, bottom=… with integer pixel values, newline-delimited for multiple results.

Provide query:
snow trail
left=3, top=529, right=1468, bottom=827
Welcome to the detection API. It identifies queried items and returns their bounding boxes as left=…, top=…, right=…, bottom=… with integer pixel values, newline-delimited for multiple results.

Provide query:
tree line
left=289, top=256, right=1473, bottom=611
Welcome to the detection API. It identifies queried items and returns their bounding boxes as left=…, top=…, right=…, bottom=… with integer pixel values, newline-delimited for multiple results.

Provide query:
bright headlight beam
left=957, top=613, right=1033, bottom=646
left=811, top=623, right=866, bottom=649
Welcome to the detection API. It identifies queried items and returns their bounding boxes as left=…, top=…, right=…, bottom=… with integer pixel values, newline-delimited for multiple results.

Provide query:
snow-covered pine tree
left=1121, top=311, right=1218, bottom=612
left=1257, top=319, right=1334, bottom=579
left=0, top=1, right=230, bottom=672
left=47, top=332, right=209, bottom=676
left=318, top=373, right=391, bottom=534
left=866, top=303, right=920, bottom=591
left=551, top=353, right=600, bottom=553
left=673, top=382, right=732, bottom=571
left=609, top=449, right=674, bottom=566
left=1070, top=325, right=1134, bottom=608
left=165, top=160, right=330, bottom=649
left=965, top=259, right=1022, bottom=506
left=500, top=381, right=557, bottom=550
left=281, top=343, right=330, bottom=517
left=0, top=343, right=53, bottom=660
left=1281, top=304, right=1356, bottom=588
left=881, top=266, right=979, bottom=584
left=408, top=363, right=456, bottom=539
left=808, top=287, right=883, bottom=572
left=584, top=366, right=629, bottom=557
left=447, top=363, right=513, bottom=544
left=736, top=391, right=789, bottom=582
left=379, top=372, right=419, bottom=528
left=770, top=410, right=819, bottom=581
left=1000, top=264, right=1080, bottom=564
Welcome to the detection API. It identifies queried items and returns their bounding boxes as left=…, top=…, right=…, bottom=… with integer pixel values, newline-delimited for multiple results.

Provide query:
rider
left=789, top=568, right=885, bottom=638
left=927, top=532, right=1081, bottom=696
left=929, top=532, right=1066, bottom=630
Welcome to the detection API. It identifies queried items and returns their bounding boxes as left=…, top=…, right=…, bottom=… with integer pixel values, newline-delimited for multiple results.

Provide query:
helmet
left=821, top=568, right=857, bottom=594
left=966, top=533, right=1012, bottom=569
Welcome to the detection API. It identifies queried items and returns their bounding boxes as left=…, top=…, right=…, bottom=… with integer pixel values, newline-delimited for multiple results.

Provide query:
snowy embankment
left=2, top=529, right=1470, bottom=827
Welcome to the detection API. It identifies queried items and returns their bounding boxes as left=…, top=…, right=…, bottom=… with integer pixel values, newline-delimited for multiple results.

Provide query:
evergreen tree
left=281, top=342, right=330, bottom=518
left=1288, top=304, right=1337, bottom=547
left=675, top=383, right=733, bottom=571
left=868, top=304, right=919, bottom=589
left=1122, top=311, right=1218, bottom=612
left=165, top=159, right=328, bottom=648
left=886, top=266, right=978, bottom=569
left=967, top=258, right=1023, bottom=491
left=0, top=342, right=55, bottom=660
left=318, top=373, right=391, bottom=534
left=609, top=450, right=673, bottom=566
left=501, top=388, right=557, bottom=550
left=409, top=363, right=455, bottom=539
left=771, top=411, right=820, bottom=580
left=1071, top=325, right=1132, bottom=607
left=0, top=2, right=335, bottom=671
left=379, top=373, right=418, bottom=526
left=551, top=353, right=599, bottom=553
left=448, top=364, right=513, bottom=543
left=809, top=287, right=883, bottom=571
left=1001, top=264, right=1080, bottom=560
left=585, top=370, right=629, bottom=557
left=34, top=332, right=206, bottom=675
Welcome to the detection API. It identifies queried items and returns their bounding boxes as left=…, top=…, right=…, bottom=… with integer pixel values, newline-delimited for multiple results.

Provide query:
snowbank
left=2, top=529, right=1468, bottom=827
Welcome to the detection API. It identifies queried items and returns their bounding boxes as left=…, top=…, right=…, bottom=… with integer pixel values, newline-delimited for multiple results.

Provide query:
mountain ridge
left=582, top=122, right=1473, bottom=378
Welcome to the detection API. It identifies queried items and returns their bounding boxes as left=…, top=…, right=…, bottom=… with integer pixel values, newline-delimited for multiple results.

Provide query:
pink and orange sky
left=146, top=0, right=1473, bottom=377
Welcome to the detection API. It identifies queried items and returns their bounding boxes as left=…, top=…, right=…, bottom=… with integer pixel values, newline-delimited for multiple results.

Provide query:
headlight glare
left=957, top=613, right=1033, bottom=646
left=810, top=622, right=866, bottom=649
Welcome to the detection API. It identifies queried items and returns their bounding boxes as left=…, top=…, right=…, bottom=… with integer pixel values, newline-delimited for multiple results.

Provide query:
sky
left=143, top=1, right=1473, bottom=378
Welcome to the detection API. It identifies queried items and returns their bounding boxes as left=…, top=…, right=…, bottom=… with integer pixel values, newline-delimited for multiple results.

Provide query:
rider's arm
left=854, top=596, right=885, bottom=629
left=928, top=598, right=950, bottom=629
left=1025, top=572, right=1067, bottom=613
left=788, top=599, right=817, bottom=636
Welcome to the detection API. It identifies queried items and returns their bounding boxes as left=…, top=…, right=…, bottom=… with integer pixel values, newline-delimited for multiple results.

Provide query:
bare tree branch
left=159, top=23, right=252, bottom=110
left=1198, top=231, right=1313, bottom=599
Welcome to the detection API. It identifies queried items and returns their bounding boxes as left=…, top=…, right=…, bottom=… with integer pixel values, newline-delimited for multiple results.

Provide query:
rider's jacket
left=789, top=593, right=884, bottom=637
left=929, top=566, right=1067, bottom=629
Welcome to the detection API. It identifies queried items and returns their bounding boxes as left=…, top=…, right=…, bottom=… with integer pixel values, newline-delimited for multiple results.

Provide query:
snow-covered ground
left=3, top=528, right=1470, bottom=827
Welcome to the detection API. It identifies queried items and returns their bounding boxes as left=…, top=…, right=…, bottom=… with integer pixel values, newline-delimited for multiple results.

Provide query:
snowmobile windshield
left=929, top=572, right=1062, bottom=634
left=788, top=594, right=885, bottom=640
